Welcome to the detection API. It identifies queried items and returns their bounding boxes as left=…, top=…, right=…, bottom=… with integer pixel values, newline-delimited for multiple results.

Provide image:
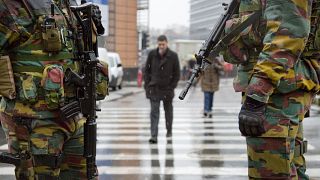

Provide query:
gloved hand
left=92, top=5, right=105, bottom=35
left=97, top=62, right=108, bottom=77
left=238, top=96, right=267, bottom=136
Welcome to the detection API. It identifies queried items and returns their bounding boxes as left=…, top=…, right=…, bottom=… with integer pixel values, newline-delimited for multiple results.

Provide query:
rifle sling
left=208, top=10, right=262, bottom=60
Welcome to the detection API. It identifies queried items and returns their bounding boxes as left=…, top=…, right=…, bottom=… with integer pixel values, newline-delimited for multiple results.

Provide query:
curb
left=102, top=87, right=144, bottom=102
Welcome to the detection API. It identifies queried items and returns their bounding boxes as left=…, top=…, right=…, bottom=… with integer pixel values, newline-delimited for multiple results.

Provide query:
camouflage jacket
left=233, top=0, right=320, bottom=103
left=0, top=0, right=79, bottom=118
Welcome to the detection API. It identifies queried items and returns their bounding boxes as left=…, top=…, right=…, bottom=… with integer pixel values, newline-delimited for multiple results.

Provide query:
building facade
left=190, top=0, right=230, bottom=40
left=106, top=0, right=138, bottom=70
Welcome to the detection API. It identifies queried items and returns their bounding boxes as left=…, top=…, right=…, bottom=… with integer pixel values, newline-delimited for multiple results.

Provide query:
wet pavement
left=0, top=78, right=320, bottom=179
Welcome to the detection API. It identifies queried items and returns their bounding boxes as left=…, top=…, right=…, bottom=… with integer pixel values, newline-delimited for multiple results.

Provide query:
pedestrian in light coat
left=200, top=59, right=224, bottom=118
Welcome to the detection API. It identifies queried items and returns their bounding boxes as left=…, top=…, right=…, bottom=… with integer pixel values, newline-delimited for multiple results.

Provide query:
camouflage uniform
left=0, top=0, right=103, bottom=179
left=225, top=0, right=320, bottom=179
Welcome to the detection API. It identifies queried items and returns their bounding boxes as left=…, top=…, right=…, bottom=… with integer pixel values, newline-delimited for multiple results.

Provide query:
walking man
left=144, top=35, right=180, bottom=143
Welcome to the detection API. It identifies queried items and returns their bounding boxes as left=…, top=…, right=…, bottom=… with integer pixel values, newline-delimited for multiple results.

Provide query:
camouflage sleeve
left=246, top=0, right=311, bottom=103
left=0, top=1, right=21, bottom=55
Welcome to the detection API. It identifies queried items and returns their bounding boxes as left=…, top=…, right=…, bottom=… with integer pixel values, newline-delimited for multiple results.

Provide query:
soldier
left=223, top=0, right=320, bottom=179
left=0, top=0, right=106, bottom=179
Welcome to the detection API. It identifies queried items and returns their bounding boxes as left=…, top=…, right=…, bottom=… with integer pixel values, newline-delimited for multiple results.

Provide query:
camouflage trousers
left=0, top=112, right=92, bottom=180
left=246, top=90, right=313, bottom=180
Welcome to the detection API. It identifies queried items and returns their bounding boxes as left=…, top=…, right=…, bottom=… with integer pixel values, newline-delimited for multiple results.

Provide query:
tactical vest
left=11, top=0, right=75, bottom=63
left=0, top=0, right=108, bottom=118
left=7, top=0, right=78, bottom=112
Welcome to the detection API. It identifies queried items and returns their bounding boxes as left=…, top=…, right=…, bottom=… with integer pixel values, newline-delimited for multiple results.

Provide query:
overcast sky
left=149, top=0, right=190, bottom=30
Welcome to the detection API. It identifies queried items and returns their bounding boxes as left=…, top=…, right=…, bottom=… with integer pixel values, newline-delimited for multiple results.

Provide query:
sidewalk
left=103, top=81, right=144, bottom=102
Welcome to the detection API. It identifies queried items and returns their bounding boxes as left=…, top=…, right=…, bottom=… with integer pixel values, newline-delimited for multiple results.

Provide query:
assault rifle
left=179, top=0, right=240, bottom=100
left=0, top=152, right=24, bottom=167
left=61, top=1, right=104, bottom=179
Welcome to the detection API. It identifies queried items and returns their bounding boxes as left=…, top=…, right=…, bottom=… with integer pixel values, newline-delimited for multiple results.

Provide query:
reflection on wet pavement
left=93, top=81, right=320, bottom=180
left=94, top=81, right=320, bottom=179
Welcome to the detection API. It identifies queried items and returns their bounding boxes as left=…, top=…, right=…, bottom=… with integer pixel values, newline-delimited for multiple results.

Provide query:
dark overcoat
left=144, top=48, right=180, bottom=100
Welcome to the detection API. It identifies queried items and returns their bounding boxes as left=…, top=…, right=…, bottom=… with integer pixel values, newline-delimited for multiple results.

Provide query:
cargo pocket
left=41, top=17, right=62, bottom=53
left=0, top=56, right=16, bottom=99
left=41, top=64, right=65, bottom=109
left=247, top=137, right=292, bottom=179
left=18, top=74, right=38, bottom=104
left=277, top=59, right=318, bottom=94
left=295, top=59, right=319, bottom=92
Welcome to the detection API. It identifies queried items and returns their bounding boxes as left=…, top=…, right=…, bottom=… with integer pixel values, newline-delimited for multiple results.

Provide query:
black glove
left=238, top=96, right=266, bottom=136
left=92, top=5, right=105, bottom=35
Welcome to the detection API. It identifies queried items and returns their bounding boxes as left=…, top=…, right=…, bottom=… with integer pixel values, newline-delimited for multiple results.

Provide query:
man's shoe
left=149, top=137, right=157, bottom=144
left=202, top=112, right=207, bottom=118
left=208, top=112, right=212, bottom=118
left=166, top=132, right=172, bottom=138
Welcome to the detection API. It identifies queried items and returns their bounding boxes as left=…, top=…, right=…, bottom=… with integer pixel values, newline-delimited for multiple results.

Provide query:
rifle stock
left=179, top=0, right=239, bottom=100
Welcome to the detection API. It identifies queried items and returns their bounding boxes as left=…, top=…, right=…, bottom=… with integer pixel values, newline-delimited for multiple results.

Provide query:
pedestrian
left=144, top=35, right=180, bottom=144
left=187, top=57, right=196, bottom=80
left=182, top=64, right=187, bottom=80
left=223, top=62, right=233, bottom=78
left=223, top=0, right=320, bottom=179
left=0, top=1, right=106, bottom=179
left=187, top=57, right=200, bottom=87
left=200, top=58, right=224, bottom=118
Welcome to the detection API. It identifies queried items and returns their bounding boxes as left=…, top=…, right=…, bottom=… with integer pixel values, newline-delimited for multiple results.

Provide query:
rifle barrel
left=179, top=65, right=200, bottom=100
left=179, top=0, right=239, bottom=100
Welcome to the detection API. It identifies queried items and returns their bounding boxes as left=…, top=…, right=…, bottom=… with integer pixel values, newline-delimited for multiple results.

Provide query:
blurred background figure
left=200, top=57, right=224, bottom=118
left=313, top=95, right=320, bottom=113
left=181, top=63, right=188, bottom=81
left=187, top=56, right=196, bottom=80
left=186, top=56, right=199, bottom=87
left=223, top=62, right=233, bottom=78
